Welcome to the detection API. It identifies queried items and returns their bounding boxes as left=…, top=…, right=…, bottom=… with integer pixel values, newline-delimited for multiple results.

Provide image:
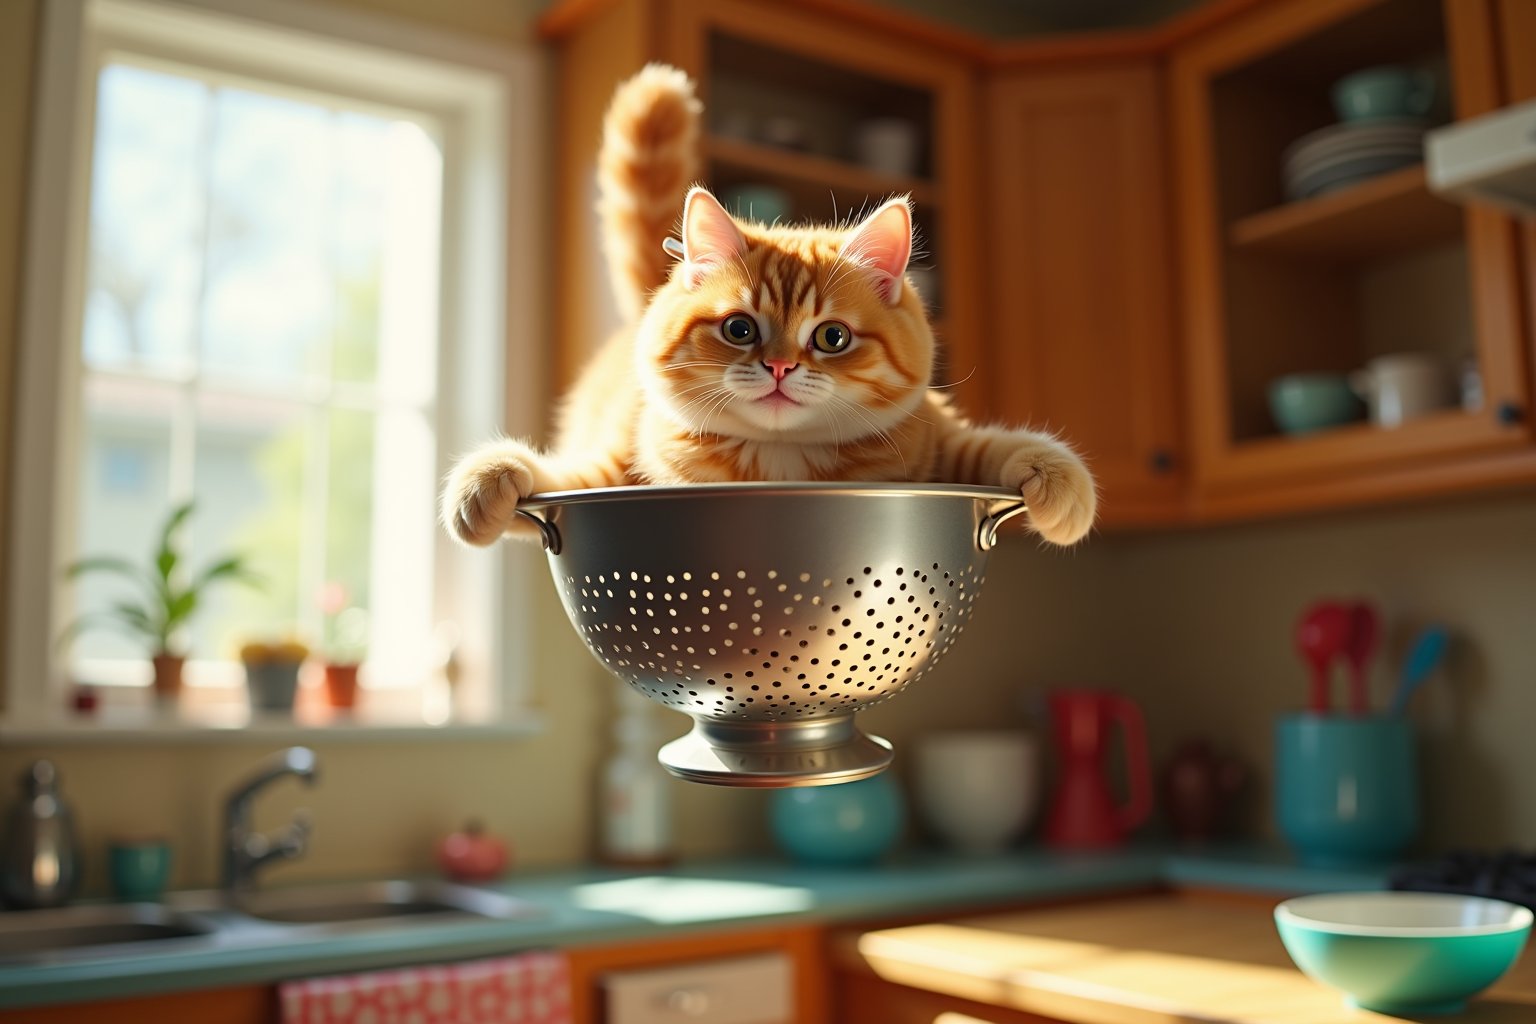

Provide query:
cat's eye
left=721, top=314, right=759, bottom=345
left=811, top=320, right=852, bottom=354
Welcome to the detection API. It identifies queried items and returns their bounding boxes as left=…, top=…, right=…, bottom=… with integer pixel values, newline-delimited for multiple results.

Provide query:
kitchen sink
left=0, top=881, right=541, bottom=967
left=0, top=903, right=220, bottom=965
left=221, top=879, right=540, bottom=926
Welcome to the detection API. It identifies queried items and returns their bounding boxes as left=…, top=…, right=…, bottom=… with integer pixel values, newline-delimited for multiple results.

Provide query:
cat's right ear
left=681, top=187, right=746, bottom=289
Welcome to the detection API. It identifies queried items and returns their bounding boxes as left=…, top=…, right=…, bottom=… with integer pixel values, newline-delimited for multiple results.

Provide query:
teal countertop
left=0, top=845, right=1389, bottom=1010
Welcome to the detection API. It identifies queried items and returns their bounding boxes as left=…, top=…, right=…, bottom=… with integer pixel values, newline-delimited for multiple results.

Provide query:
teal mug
left=1332, top=65, right=1438, bottom=122
left=108, top=838, right=172, bottom=902
left=1275, top=714, right=1418, bottom=867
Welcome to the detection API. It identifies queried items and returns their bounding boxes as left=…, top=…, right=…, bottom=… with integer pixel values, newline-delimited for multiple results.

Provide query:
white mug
left=914, top=730, right=1038, bottom=854
left=1349, top=354, right=1454, bottom=427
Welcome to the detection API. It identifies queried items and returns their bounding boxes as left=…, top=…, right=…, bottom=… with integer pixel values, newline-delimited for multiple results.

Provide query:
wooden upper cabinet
left=1169, top=0, right=1534, bottom=517
left=985, top=63, right=1185, bottom=526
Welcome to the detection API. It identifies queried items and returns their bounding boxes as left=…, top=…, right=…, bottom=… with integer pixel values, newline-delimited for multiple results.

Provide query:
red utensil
left=1295, top=602, right=1351, bottom=714
left=1344, top=602, right=1381, bottom=716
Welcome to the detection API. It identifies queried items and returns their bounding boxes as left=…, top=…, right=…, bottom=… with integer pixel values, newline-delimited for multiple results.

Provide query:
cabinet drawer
left=603, top=951, right=793, bottom=1024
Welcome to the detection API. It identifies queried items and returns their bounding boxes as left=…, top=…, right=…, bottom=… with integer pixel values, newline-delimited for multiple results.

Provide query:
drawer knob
left=1149, top=449, right=1175, bottom=474
left=663, top=987, right=711, bottom=1016
left=1497, top=401, right=1524, bottom=426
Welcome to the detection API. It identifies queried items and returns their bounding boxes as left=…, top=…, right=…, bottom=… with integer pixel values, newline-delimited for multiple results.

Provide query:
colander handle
left=978, top=501, right=1029, bottom=550
left=514, top=508, right=562, bottom=554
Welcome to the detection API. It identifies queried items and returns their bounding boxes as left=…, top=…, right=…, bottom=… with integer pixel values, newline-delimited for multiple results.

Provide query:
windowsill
left=0, top=705, right=545, bottom=743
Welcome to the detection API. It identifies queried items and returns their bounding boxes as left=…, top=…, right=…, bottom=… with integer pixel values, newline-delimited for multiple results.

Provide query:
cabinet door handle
left=662, top=987, right=711, bottom=1016
left=1149, top=449, right=1175, bottom=474
left=1497, top=401, right=1524, bottom=426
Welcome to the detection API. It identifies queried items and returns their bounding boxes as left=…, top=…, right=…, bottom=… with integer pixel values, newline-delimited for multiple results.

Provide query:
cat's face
left=637, top=192, right=934, bottom=443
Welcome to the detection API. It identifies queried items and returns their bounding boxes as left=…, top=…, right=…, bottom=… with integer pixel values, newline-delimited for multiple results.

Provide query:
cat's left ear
left=841, top=197, right=912, bottom=304
left=681, top=186, right=747, bottom=289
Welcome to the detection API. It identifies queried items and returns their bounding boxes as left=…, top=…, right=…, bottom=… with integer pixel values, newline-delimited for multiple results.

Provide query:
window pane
left=202, top=88, right=332, bottom=386
left=191, top=392, right=309, bottom=659
left=374, top=120, right=442, bottom=405
left=70, top=377, right=177, bottom=664
left=68, top=53, right=454, bottom=706
left=362, top=408, right=436, bottom=688
left=83, top=64, right=207, bottom=376
left=323, top=407, right=374, bottom=658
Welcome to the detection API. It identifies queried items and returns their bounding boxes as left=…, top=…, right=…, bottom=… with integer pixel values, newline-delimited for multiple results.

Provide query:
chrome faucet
left=222, top=746, right=318, bottom=892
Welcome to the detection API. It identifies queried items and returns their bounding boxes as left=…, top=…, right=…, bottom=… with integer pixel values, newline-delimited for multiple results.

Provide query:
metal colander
left=517, top=483, right=1027, bottom=787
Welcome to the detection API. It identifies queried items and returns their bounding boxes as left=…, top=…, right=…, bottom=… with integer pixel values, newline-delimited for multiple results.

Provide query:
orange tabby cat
left=443, top=64, right=1096, bottom=546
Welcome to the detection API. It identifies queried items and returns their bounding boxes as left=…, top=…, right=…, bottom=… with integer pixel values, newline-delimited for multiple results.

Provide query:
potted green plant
left=316, top=582, right=368, bottom=710
left=59, top=502, right=260, bottom=703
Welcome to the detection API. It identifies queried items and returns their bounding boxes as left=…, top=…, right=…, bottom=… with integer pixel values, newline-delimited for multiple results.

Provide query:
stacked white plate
left=1282, top=119, right=1426, bottom=201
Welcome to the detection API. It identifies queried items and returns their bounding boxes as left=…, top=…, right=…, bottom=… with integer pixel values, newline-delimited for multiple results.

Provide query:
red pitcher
left=1044, top=689, right=1152, bottom=849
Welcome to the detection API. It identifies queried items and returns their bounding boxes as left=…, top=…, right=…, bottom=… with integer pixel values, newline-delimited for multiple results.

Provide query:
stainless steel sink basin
left=0, top=903, right=218, bottom=964
left=0, top=881, right=541, bottom=967
left=222, top=879, right=540, bottom=926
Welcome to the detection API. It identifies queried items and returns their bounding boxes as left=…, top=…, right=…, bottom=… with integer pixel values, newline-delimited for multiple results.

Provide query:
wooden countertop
left=834, top=893, right=1536, bottom=1024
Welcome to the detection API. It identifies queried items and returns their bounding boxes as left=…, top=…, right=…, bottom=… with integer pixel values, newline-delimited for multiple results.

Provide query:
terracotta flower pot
left=150, top=653, right=184, bottom=703
left=323, top=663, right=360, bottom=710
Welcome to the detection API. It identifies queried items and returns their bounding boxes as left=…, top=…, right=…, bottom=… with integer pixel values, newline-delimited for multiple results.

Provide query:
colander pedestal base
left=658, top=716, right=892, bottom=788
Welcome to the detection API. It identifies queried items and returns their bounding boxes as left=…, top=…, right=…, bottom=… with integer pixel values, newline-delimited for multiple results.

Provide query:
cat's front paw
left=1000, top=444, right=1097, bottom=546
left=441, top=446, right=537, bottom=547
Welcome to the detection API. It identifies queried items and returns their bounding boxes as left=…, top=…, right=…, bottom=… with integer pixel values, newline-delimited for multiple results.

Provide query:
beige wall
left=3, top=0, right=1535, bottom=897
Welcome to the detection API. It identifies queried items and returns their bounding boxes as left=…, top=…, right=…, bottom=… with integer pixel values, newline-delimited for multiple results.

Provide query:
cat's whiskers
left=660, top=360, right=733, bottom=372
left=691, top=387, right=738, bottom=440
left=927, top=366, right=978, bottom=390
left=829, top=394, right=908, bottom=477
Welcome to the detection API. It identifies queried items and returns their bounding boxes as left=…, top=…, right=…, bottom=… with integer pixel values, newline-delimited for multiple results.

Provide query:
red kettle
left=1044, top=689, right=1152, bottom=849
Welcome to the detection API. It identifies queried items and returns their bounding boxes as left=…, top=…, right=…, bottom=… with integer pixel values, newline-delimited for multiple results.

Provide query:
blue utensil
left=1389, top=625, right=1450, bottom=716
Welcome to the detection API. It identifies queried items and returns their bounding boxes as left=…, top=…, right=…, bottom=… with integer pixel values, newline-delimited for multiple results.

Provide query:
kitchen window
left=6, top=0, right=546, bottom=735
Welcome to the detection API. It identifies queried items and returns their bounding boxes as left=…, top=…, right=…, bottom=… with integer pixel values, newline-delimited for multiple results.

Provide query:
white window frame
left=6, top=0, right=547, bottom=736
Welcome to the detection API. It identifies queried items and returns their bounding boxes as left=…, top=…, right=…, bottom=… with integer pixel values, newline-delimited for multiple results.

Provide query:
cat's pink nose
left=763, top=359, right=798, bottom=381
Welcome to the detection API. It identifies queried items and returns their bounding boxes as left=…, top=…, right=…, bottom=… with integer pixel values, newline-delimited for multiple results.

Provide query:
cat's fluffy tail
left=598, top=63, right=700, bottom=322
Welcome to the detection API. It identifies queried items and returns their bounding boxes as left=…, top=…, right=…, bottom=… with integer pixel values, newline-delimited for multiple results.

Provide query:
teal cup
left=1275, top=714, right=1417, bottom=867
left=1332, top=65, right=1437, bottom=122
left=108, top=839, right=172, bottom=902
left=1268, top=373, right=1364, bottom=435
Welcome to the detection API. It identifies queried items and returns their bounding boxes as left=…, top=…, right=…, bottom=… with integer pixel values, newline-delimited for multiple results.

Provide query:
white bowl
left=914, top=729, right=1038, bottom=854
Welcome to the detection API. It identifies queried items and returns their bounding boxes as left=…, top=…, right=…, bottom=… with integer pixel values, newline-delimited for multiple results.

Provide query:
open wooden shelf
left=706, top=135, right=937, bottom=209
left=1228, top=165, right=1464, bottom=264
left=1210, top=406, right=1512, bottom=486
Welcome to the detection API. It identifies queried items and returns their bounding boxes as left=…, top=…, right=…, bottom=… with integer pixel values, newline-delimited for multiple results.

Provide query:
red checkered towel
left=279, top=951, right=571, bottom=1024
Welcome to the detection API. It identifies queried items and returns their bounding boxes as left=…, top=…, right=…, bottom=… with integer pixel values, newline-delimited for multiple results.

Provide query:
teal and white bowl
left=1276, top=891, right=1532, bottom=1014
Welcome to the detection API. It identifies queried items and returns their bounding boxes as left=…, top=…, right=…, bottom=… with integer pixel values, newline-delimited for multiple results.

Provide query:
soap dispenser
left=598, top=689, right=673, bottom=866
left=1, top=760, right=81, bottom=908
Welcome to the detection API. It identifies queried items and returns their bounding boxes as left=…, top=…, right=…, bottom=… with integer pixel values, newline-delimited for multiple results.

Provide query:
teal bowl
left=1268, top=373, right=1365, bottom=435
left=769, top=774, right=904, bottom=867
left=1276, top=892, right=1532, bottom=1014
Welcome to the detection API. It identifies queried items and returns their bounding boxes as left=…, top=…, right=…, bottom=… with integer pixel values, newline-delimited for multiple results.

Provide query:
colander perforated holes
left=565, top=559, right=989, bottom=722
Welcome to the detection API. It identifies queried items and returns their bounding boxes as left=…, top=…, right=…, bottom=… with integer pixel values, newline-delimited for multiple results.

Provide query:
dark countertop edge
left=0, top=846, right=1385, bottom=1009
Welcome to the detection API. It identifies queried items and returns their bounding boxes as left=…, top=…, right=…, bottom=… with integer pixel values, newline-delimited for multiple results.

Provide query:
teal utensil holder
left=1275, top=714, right=1417, bottom=867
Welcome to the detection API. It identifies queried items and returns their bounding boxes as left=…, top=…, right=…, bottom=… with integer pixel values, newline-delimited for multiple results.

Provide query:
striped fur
left=597, top=63, right=699, bottom=322
left=442, top=66, right=1097, bottom=549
